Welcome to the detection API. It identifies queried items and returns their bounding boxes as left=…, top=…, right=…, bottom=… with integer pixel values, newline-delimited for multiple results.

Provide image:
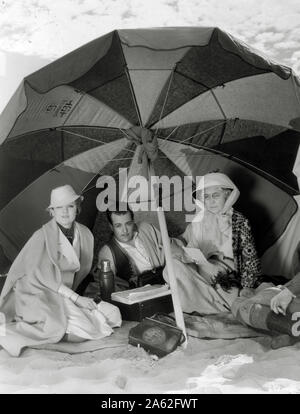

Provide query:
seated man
left=95, top=202, right=165, bottom=291
left=89, top=198, right=249, bottom=316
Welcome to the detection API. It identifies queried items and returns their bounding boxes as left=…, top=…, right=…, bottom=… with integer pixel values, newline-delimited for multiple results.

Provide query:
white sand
left=1, top=328, right=300, bottom=394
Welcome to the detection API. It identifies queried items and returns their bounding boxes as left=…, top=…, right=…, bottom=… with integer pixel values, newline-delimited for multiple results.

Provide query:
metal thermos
left=98, top=259, right=115, bottom=301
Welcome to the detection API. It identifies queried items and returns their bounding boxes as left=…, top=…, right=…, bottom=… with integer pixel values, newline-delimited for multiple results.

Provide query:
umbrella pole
left=148, top=162, right=187, bottom=346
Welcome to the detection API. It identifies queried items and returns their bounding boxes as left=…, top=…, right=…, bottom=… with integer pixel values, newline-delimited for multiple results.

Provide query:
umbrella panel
left=69, top=32, right=139, bottom=125
left=157, top=120, right=300, bottom=193
left=147, top=29, right=272, bottom=126
left=0, top=127, right=125, bottom=209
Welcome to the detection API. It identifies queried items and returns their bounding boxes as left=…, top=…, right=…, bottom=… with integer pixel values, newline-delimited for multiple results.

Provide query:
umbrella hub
left=126, top=126, right=158, bottom=164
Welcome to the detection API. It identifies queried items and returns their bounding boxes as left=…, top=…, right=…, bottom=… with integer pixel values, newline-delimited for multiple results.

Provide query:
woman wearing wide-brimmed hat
left=0, top=185, right=121, bottom=357
left=165, top=172, right=262, bottom=314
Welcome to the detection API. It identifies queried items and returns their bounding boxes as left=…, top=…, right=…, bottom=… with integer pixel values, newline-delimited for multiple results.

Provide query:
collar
left=115, top=231, right=139, bottom=248
left=57, top=222, right=75, bottom=244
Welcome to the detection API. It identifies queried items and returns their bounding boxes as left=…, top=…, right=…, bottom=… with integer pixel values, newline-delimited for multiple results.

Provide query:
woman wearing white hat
left=0, top=185, right=121, bottom=357
left=166, top=172, right=262, bottom=314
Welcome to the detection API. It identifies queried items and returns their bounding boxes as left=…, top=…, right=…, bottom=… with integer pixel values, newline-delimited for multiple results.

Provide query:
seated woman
left=0, top=185, right=121, bottom=357
left=165, top=172, right=262, bottom=315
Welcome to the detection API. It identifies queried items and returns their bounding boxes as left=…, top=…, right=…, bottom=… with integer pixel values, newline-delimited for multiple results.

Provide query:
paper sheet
left=183, top=247, right=210, bottom=265
left=111, top=284, right=171, bottom=304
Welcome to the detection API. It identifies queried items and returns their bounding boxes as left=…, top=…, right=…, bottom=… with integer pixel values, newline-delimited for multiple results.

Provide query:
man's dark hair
left=106, top=201, right=134, bottom=225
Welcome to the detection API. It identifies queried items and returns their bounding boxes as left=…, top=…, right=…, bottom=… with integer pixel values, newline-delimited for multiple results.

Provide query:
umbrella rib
left=56, top=128, right=137, bottom=155
left=117, top=128, right=145, bottom=155
left=102, top=156, right=135, bottom=162
left=4, top=125, right=121, bottom=144
left=125, top=68, right=143, bottom=127
left=210, top=89, right=227, bottom=119
left=148, top=69, right=224, bottom=131
left=158, top=120, right=227, bottom=145
left=0, top=227, right=20, bottom=252
left=1, top=144, right=135, bottom=214
left=180, top=120, right=227, bottom=144
left=175, top=69, right=213, bottom=90
left=209, top=90, right=228, bottom=146
left=156, top=153, right=212, bottom=158
left=81, top=165, right=131, bottom=194
left=85, top=73, right=125, bottom=95
left=161, top=126, right=180, bottom=141
left=57, top=128, right=116, bottom=146
left=65, top=154, right=136, bottom=169
left=154, top=70, right=175, bottom=137
left=79, top=128, right=138, bottom=194
left=118, top=128, right=132, bottom=140
left=168, top=140, right=297, bottom=193
left=110, top=32, right=142, bottom=126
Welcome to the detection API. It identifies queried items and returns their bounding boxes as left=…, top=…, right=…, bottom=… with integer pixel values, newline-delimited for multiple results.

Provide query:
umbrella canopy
left=0, top=27, right=300, bottom=272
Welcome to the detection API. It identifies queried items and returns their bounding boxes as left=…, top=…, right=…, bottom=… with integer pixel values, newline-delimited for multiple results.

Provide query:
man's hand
left=270, top=288, right=294, bottom=315
left=76, top=296, right=98, bottom=311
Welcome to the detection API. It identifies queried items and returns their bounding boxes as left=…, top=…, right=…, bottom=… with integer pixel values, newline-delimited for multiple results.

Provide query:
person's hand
left=270, top=288, right=294, bottom=315
left=239, top=287, right=255, bottom=298
left=91, top=265, right=100, bottom=279
left=197, top=262, right=221, bottom=284
left=76, top=296, right=98, bottom=311
left=170, top=241, right=192, bottom=263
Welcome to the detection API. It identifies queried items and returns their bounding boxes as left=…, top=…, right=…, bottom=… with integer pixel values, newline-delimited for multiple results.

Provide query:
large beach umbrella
left=1, top=27, right=300, bottom=332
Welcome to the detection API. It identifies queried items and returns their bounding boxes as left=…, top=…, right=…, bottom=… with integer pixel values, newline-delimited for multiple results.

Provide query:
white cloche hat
left=48, top=185, right=83, bottom=209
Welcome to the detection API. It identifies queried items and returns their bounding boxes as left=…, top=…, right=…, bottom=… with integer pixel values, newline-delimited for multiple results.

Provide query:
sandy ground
left=1, top=323, right=300, bottom=394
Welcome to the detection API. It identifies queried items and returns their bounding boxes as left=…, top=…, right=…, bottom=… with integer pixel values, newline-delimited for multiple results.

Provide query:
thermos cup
left=98, top=259, right=115, bottom=301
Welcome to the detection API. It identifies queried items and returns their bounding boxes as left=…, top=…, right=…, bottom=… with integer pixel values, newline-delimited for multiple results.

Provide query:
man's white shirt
left=116, top=231, right=152, bottom=273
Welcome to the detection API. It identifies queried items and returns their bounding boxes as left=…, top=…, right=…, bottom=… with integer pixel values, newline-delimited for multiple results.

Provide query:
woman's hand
left=76, top=296, right=98, bottom=311
left=170, top=240, right=192, bottom=263
left=197, top=262, right=222, bottom=284
left=239, top=287, right=255, bottom=298
left=270, top=288, right=295, bottom=315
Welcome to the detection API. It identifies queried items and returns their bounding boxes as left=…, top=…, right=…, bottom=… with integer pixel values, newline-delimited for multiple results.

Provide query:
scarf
left=57, top=222, right=75, bottom=245
left=186, top=173, right=240, bottom=259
